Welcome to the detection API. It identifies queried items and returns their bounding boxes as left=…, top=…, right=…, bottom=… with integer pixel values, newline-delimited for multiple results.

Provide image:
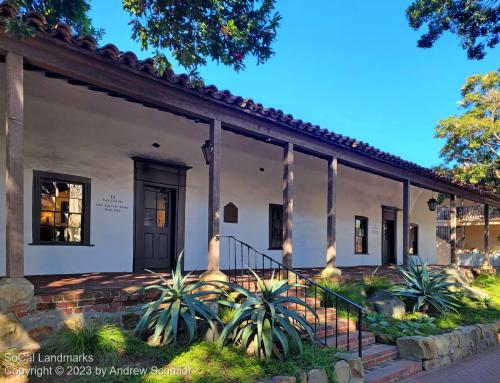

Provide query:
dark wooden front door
left=382, top=207, right=397, bottom=265
left=134, top=160, right=188, bottom=272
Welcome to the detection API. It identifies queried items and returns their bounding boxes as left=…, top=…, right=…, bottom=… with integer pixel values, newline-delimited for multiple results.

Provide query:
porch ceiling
left=0, top=3, right=499, bottom=207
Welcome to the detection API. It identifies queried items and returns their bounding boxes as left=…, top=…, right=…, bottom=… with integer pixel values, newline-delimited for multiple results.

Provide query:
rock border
left=258, top=352, right=363, bottom=383
left=396, top=320, right=500, bottom=371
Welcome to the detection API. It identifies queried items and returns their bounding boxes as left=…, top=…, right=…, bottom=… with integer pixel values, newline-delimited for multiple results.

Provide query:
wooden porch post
left=321, top=156, right=341, bottom=280
left=200, top=119, right=227, bottom=281
left=0, top=52, right=33, bottom=304
left=483, top=204, right=490, bottom=266
left=450, top=194, right=457, bottom=264
left=402, top=179, right=410, bottom=266
left=5, top=52, right=24, bottom=278
left=282, top=142, right=294, bottom=268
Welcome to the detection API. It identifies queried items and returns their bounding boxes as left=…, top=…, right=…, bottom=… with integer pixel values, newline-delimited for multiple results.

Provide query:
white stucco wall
left=0, top=64, right=438, bottom=275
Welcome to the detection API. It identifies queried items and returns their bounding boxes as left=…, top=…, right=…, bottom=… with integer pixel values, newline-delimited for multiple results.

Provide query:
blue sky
left=89, top=1, right=499, bottom=168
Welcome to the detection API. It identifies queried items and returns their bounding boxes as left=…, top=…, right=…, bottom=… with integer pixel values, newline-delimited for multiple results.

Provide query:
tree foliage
left=7, top=0, right=104, bottom=40
left=406, top=0, right=500, bottom=59
left=436, top=71, right=500, bottom=192
left=123, top=0, right=281, bottom=82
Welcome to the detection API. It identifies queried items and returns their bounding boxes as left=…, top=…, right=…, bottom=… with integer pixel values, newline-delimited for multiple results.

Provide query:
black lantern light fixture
left=201, top=139, right=212, bottom=165
left=427, top=191, right=438, bottom=212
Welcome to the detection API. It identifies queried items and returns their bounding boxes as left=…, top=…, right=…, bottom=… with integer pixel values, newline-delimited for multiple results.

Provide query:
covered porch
left=1, top=9, right=500, bottom=313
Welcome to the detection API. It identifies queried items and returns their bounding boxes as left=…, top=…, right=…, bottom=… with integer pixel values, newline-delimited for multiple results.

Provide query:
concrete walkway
left=400, top=346, right=500, bottom=383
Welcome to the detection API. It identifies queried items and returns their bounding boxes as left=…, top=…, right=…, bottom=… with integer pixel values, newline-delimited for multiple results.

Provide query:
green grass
left=143, top=341, right=338, bottom=383
left=435, top=274, right=500, bottom=329
left=31, top=322, right=340, bottom=383
left=0, top=349, right=29, bottom=377
left=43, top=321, right=126, bottom=363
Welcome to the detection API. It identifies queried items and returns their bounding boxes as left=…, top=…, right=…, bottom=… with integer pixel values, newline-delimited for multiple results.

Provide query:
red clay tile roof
left=1, top=2, right=499, bottom=203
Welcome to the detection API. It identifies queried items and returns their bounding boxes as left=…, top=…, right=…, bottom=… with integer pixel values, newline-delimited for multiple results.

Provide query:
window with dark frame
left=268, top=204, right=283, bottom=250
left=33, top=171, right=91, bottom=245
left=409, top=223, right=419, bottom=255
left=354, top=216, right=368, bottom=254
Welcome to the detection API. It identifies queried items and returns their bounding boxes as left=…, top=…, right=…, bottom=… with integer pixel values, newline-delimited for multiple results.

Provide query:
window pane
left=41, top=196, right=55, bottom=211
left=55, top=182, right=70, bottom=198
left=68, top=214, right=81, bottom=228
left=41, top=211, right=55, bottom=226
left=69, top=184, right=83, bottom=199
left=56, top=198, right=69, bottom=212
left=55, top=212, right=68, bottom=226
left=145, top=191, right=156, bottom=209
left=67, top=228, right=81, bottom=242
left=40, top=227, right=56, bottom=241
left=157, top=209, right=166, bottom=227
left=157, top=191, right=168, bottom=210
left=144, top=209, right=156, bottom=226
left=69, top=198, right=82, bottom=213
left=41, top=182, right=56, bottom=197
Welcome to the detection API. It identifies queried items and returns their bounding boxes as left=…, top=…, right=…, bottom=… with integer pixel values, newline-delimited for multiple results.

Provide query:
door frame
left=381, top=206, right=398, bottom=265
left=133, top=158, right=190, bottom=272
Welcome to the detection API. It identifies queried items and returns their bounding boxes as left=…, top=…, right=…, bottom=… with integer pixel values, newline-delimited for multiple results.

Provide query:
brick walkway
left=400, top=346, right=500, bottom=383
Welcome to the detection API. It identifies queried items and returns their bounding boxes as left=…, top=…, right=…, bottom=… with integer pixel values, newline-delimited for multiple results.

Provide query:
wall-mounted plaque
left=224, top=202, right=238, bottom=224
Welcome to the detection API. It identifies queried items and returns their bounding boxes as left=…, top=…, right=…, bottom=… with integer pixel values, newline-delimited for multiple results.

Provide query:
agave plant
left=393, top=257, right=460, bottom=314
left=134, top=253, right=221, bottom=346
left=218, top=269, right=317, bottom=360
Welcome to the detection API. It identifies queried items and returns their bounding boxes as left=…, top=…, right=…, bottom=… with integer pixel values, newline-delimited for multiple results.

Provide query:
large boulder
left=307, top=369, right=328, bottom=383
left=463, top=286, right=489, bottom=301
left=0, top=313, right=39, bottom=351
left=442, top=264, right=473, bottom=287
left=367, top=290, right=406, bottom=319
left=334, top=352, right=364, bottom=382
left=396, top=336, right=437, bottom=361
left=334, top=361, right=351, bottom=383
left=0, top=278, right=34, bottom=311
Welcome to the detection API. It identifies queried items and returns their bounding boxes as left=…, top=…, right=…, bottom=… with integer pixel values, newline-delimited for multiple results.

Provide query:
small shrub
left=44, top=321, right=126, bottom=362
left=393, top=257, right=460, bottom=314
left=219, top=306, right=237, bottom=324
left=312, top=279, right=365, bottom=314
left=363, top=267, right=394, bottom=297
left=366, top=312, right=439, bottom=340
left=219, top=270, right=317, bottom=360
left=473, top=273, right=500, bottom=288
left=135, top=253, right=221, bottom=346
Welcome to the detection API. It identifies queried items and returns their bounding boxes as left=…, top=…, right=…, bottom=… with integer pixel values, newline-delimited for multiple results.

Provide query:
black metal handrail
left=219, top=235, right=365, bottom=357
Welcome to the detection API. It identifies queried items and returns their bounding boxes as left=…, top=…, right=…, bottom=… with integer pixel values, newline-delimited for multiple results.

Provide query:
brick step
left=323, top=331, right=376, bottom=350
left=361, top=343, right=399, bottom=369
left=364, top=359, right=422, bottom=383
left=314, top=321, right=358, bottom=338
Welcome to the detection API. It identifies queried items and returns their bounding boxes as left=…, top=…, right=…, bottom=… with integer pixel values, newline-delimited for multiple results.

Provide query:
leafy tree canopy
left=5, top=0, right=280, bottom=84
left=436, top=71, right=500, bottom=192
left=407, top=0, right=500, bottom=59
left=8, top=0, right=104, bottom=40
left=122, top=0, right=281, bottom=83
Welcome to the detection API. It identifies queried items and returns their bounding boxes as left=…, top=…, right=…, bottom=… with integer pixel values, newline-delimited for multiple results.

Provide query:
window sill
left=29, top=242, right=95, bottom=247
left=355, top=252, right=370, bottom=255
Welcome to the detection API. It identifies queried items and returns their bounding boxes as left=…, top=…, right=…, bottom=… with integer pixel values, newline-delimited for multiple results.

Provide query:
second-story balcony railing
left=437, top=205, right=500, bottom=221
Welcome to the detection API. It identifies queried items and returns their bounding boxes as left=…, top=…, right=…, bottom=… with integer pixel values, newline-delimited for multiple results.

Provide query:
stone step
left=364, top=359, right=422, bottom=383
left=361, top=343, right=399, bottom=369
